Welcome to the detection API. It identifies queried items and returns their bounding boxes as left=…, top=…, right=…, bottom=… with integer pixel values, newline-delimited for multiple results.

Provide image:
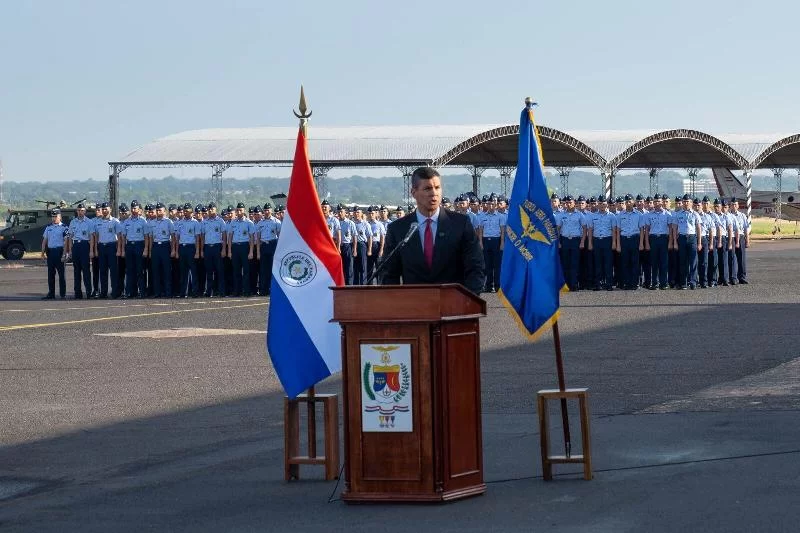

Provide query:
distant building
left=682, top=176, right=718, bottom=197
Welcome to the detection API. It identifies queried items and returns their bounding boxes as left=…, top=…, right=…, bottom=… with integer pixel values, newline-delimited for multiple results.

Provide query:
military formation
left=40, top=201, right=284, bottom=300
left=39, top=190, right=752, bottom=300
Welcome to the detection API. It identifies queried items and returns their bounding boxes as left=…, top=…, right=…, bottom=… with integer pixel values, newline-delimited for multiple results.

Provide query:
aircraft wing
left=780, top=202, right=800, bottom=221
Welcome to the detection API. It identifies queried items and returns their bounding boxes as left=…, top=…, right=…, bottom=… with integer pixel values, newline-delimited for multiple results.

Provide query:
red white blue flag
left=267, top=128, right=345, bottom=398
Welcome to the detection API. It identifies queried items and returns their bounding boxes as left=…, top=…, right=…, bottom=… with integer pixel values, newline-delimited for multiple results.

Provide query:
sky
left=2, top=0, right=799, bottom=182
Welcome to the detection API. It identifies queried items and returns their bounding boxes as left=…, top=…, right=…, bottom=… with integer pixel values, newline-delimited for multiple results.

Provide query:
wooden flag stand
left=284, top=386, right=340, bottom=481
left=536, top=322, right=593, bottom=481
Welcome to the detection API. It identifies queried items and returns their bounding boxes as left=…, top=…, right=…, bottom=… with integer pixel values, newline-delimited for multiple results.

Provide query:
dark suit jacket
left=381, top=210, right=485, bottom=294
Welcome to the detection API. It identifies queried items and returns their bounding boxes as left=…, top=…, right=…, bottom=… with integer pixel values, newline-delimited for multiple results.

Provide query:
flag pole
left=552, top=321, right=572, bottom=457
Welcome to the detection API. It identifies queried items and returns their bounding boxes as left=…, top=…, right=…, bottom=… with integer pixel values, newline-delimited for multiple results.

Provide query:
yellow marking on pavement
left=1, top=298, right=257, bottom=313
left=0, top=302, right=268, bottom=332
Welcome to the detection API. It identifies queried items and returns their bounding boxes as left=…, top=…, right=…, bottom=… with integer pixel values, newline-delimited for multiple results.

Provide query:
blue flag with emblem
left=498, top=100, right=567, bottom=340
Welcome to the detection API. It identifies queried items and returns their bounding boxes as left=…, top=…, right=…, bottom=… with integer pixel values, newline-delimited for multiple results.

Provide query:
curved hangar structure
left=109, top=125, right=800, bottom=215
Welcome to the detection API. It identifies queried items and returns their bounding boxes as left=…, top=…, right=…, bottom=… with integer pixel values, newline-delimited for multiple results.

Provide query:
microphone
left=364, top=222, right=419, bottom=285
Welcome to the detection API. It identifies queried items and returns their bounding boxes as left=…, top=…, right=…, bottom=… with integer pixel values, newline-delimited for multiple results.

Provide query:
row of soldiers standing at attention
left=41, top=201, right=284, bottom=300
left=550, top=192, right=751, bottom=291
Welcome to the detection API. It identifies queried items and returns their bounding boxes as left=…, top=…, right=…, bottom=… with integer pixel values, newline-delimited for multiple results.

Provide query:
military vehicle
left=1, top=200, right=96, bottom=260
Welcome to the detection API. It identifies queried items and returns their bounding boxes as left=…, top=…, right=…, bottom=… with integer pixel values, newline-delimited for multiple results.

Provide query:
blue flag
left=498, top=102, right=567, bottom=340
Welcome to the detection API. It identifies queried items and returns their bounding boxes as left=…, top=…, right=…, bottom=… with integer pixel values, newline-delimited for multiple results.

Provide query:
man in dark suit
left=381, top=167, right=485, bottom=294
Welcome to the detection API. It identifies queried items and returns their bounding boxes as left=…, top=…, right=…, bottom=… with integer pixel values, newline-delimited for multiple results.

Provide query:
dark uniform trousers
left=150, top=241, right=172, bottom=297
left=559, top=236, right=580, bottom=291
left=98, top=242, right=119, bottom=297
left=697, top=235, right=709, bottom=287
left=649, top=234, right=669, bottom=289
left=178, top=244, right=198, bottom=297
left=125, top=240, right=145, bottom=297
left=91, top=256, right=99, bottom=295
left=143, top=255, right=153, bottom=296
left=620, top=235, right=640, bottom=289
left=353, top=241, right=368, bottom=285
left=71, top=240, right=92, bottom=296
left=171, top=256, right=181, bottom=295
left=196, top=255, right=206, bottom=296
left=223, top=255, right=234, bottom=295
left=482, top=237, right=501, bottom=291
left=117, top=255, right=126, bottom=295
left=668, top=245, right=678, bottom=287
left=46, top=247, right=66, bottom=297
left=728, top=239, right=739, bottom=284
left=249, top=256, right=259, bottom=295
left=204, top=244, right=225, bottom=296
left=613, top=247, right=622, bottom=288
left=707, top=239, right=718, bottom=286
left=231, top=242, right=251, bottom=296
left=677, top=234, right=698, bottom=288
left=736, top=243, right=747, bottom=282
left=717, top=237, right=730, bottom=284
left=579, top=247, right=594, bottom=290
left=366, top=242, right=381, bottom=285
left=592, top=237, right=613, bottom=289
left=639, top=248, right=651, bottom=288
left=340, top=243, right=354, bottom=285
left=259, top=240, right=277, bottom=295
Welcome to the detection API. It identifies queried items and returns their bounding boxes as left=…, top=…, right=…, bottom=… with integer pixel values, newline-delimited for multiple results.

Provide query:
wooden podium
left=332, top=284, right=487, bottom=503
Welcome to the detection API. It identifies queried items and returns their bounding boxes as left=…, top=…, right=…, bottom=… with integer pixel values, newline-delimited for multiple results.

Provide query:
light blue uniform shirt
left=94, top=216, right=121, bottom=244
left=148, top=218, right=174, bottom=243
left=712, top=212, right=728, bottom=237
left=466, top=210, right=480, bottom=229
left=228, top=217, right=256, bottom=244
left=256, top=216, right=281, bottom=242
left=174, top=218, right=201, bottom=245
left=590, top=211, right=617, bottom=238
left=616, top=210, right=642, bottom=237
left=340, top=218, right=356, bottom=244
left=368, top=219, right=386, bottom=242
left=201, top=216, right=227, bottom=245
left=355, top=219, right=373, bottom=243
left=480, top=212, right=506, bottom=238
left=379, top=219, right=390, bottom=231
left=557, top=211, right=585, bottom=238
left=43, top=223, right=67, bottom=248
left=647, top=210, right=671, bottom=236
left=68, top=216, right=94, bottom=242
left=325, top=215, right=340, bottom=239
left=671, top=210, right=699, bottom=235
left=415, top=208, right=440, bottom=245
left=725, top=212, right=739, bottom=236
left=121, top=215, right=150, bottom=242
left=734, top=211, right=749, bottom=234
left=699, top=212, right=716, bottom=238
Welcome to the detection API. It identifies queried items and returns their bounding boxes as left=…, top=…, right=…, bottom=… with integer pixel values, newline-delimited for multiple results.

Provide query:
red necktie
left=423, top=218, right=433, bottom=268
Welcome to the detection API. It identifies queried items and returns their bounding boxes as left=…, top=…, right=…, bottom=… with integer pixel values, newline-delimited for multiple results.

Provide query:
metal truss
left=607, top=129, right=749, bottom=170
left=496, top=165, right=516, bottom=197
left=772, top=167, right=784, bottom=236
left=397, top=165, right=417, bottom=207
left=685, top=168, right=700, bottom=198
left=465, top=165, right=488, bottom=196
left=751, top=134, right=800, bottom=168
left=555, top=166, right=573, bottom=196
left=648, top=168, right=659, bottom=195
left=210, top=164, right=232, bottom=206
left=107, top=163, right=130, bottom=216
left=312, top=165, right=332, bottom=199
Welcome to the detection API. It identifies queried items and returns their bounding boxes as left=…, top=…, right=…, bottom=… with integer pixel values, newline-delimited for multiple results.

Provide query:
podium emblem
left=361, top=344, right=412, bottom=432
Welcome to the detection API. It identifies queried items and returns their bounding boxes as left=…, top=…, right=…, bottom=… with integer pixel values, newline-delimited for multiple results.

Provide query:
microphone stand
left=364, top=227, right=416, bottom=285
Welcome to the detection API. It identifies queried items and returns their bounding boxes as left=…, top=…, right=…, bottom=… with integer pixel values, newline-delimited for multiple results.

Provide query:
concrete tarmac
left=0, top=240, right=798, bottom=532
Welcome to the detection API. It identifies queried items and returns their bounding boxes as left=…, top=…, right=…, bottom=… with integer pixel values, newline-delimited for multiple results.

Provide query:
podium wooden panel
left=332, top=284, right=487, bottom=503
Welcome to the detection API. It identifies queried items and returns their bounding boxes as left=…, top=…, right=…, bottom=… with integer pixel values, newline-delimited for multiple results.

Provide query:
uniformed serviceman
left=616, top=194, right=645, bottom=290
left=379, top=205, right=391, bottom=229
left=337, top=204, right=356, bottom=285
left=201, top=202, right=226, bottom=297
left=731, top=198, right=750, bottom=284
left=588, top=197, right=617, bottom=290
left=173, top=203, right=201, bottom=298
left=322, top=199, right=341, bottom=248
left=366, top=206, right=386, bottom=284
left=697, top=197, right=715, bottom=288
left=93, top=202, right=122, bottom=299
left=89, top=204, right=100, bottom=298
left=479, top=195, right=506, bottom=293
left=557, top=195, right=586, bottom=291
left=222, top=208, right=235, bottom=295
left=120, top=200, right=150, bottom=298
left=639, top=195, right=652, bottom=288
left=66, top=202, right=93, bottom=299
left=713, top=199, right=730, bottom=286
left=147, top=202, right=175, bottom=298
left=275, top=205, right=285, bottom=221
left=724, top=200, right=739, bottom=284
left=41, top=208, right=67, bottom=299
left=576, top=195, right=594, bottom=289
left=227, top=202, right=256, bottom=297
left=248, top=206, right=261, bottom=295
left=256, top=202, right=281, bottom=296
left=352, top=207, right=373, bottom=285
left=195, top=205, right=208, bottom=296
left=646, top=194, right=671, bottom=290
left=670, top=194, right=702, bottom=289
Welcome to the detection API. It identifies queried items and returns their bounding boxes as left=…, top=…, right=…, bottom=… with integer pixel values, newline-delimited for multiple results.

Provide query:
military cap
left=195, top=205, right=203, bottom=213
left=645, top=196, right=653, bottom=202
left=588, top=196, right=596, bottom=203
left=321, top=199, right=330, bottom=206
left=183, top=202, right=192, bottom=210
left=407, top=204, right=415, bottom=211
left=702, top=196, right=710, bottom=203
left=76, top=202, right=86, bottom=209
left=551, top=193, right=559, bottom=200
left=469, top=196, right=479, bottom=204
left=731, top=197, right=739, bottom=203
left=636, top=194, right=643, bottom=201
left=50, top=208, right=61, bottom=215
left=564, top=195, right=574, bottom=202
left=99, top=201, right=109, bottom=208
left=489, top=193, right=498, bottom=200
left=236, top=202, right=246, bottom=209
left=207, top=202, right=216, bottom=209
left=394, top=205, right=404, bottom=211
left=442, top=197, right=451, bottom=205
left=713, top=198, right=721, bottom=205
left=227, top=205, right=234, bottom=210
left=276, top=204, right=285, bottom=211
left=253, top=206, right=262, bottom=213
left=154, top=202, right=164, bottom=209
left=498, top=195, right=507, bottom=202
left=200, top=205, right=208, bottom=213
left=119, top=204, right=129, bottom=213
left=367, top=205, right=377, bottom=212
left=481, top=195, right=489, bottom=202
left=263, top=202, right=272, bottom=210
left=693, top=198, right=701, bottom=205
left=577, top=195, right=586, bottom=202
left=616, top=196, right=624, bottom=203
left=379, top=204, right=387, bottom=210
left=336, top=203, right=345, bottom=210
left=247, top=206, right=254, bottom=214
left=168, top=204, right=177, bottom=211
left=130, top=200, right=140, bottom=208
left=721, top=199, right=729, bottom=206
left=681, top=194, right=690, bottom=201
left=624, top=194, right=633, bottom=201
left=598, top=196, right=608, bottom=203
